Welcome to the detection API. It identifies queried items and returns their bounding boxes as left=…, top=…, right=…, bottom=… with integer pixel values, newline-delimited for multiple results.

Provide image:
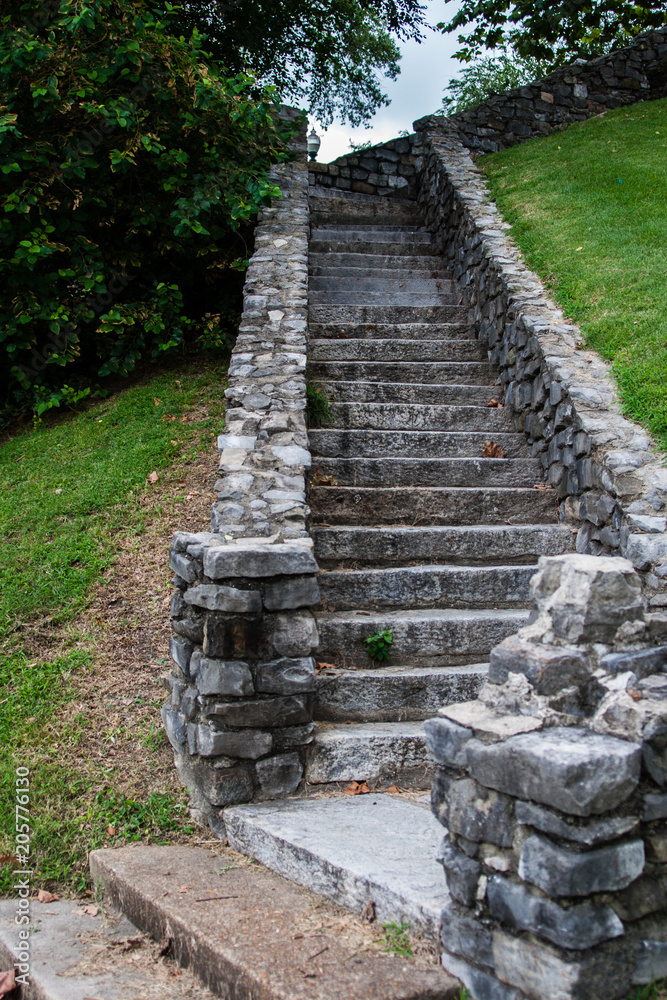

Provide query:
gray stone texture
left=445, top=779, right=515, bottom=848
left=206, top=694, right=310, bottom=729
left=424, top=716, right=473, bottom=768
left=196, top=658, right=254, bottom=697
left=263, top=575, right=321, bottom=610
left=255, top=657, right=316, bottom=694
left=255, top=752, right=303, bottom=797
left=515, top=800, right=639, bottom=846
left=184, top=584, right=262, bottom=613
left=518, top=833, right=645, bottom=896
left=441, top=902, right=494, bottom=969
left=195, top=725, right=273, bottom=760
left=488, top=634, right=589, bottom=694
left=467, top=727, right=641, bottom=816
left=437, top=836, right=481, bottom=908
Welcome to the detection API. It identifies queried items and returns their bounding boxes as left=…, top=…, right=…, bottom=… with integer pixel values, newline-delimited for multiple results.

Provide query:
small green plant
left=365, top=629, right=393, bottom=662
left=627, top=982, right=667, bottom=1000
left=306, top=381, right=332, bottom=426
left=381, top=921, right=412, bottom=958
left=457, top=988, right=470, bottom=1000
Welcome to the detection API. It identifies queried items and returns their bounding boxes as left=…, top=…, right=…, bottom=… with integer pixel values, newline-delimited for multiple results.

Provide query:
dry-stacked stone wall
left=415, top=121, right=667, bottom=612
left=426, top=553, right=667, bottom=1000
left=162, top=120, right=321, bottom=834
left=308, top=134, right=420, bottom=199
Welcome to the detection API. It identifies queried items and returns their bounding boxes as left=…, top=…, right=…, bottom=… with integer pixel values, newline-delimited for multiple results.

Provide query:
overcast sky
left=309, top=0, right=463, bottom=162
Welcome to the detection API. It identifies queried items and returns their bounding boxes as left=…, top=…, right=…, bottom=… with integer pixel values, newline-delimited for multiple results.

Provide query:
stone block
left=518, top=833, right=644, bottom=896
left=492, top=929, right=632, bottom=1000
left=436, top=835, right=481, bottom=907
left=272, top=722, right=317, bottom=750
left=467, top=727, right=641, bottom=817
left=263, top=576, right=321, bottom=610
left=613, top=874, right=667, bottom=921
left=169, top=635, right=193, bottom=674
left=169, top=550, right=197, bottom=584
left=515, top=800, right=638, bottom=846
left=446, top=779, right=515, bottom=848
left=633, top=941, right=667, bottom=985
left=529, top=553, right=643, bottom=643
left=161, top=703, right=186, bottom=749
left=206, top=694, right=310, bottom=729
left=600, top=645, right=667, bottom=679
left=204, top=542, right=317, bottom=579
left=255, top=657, right=316, bottom=694
left=487, top=876, right=624, bottom=949
left=488, top=635, right=589, bottom=695
left=172, top=617, right=204, bottom=644
left=267, top=613, right=319, bottom=657
left=441, top=951, right=519, bottom=1000
left=643, top=792, right=667, bottom=821
left=424, top=716, right=473, bottom=767
left=196, top=659, right=254, bottom=697
left=441, top=901, right=494, bottom=968
left=197, top=726, right=272, bottom=760
left=192, top=760, right=254, bottom=807
left=184, top=584, right=262, bottom=613
left=256, top=752, right=303, bottom=797
left=626, top=532, right=667, bottom=570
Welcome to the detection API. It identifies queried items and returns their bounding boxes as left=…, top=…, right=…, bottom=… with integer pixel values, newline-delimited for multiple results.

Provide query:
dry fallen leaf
left=316, top=661, right=337, bottom=671
left=343, top=781, right=370, bottom=796
left=154, top=397, right=161, bottom=405
left=178, top=885, right=191, bottom=893
left=107, top=825, right=116, bottom=836
left=533, top=484, right=551, bottom=490
left=37, top=889, right=59, bottom=903
left=386, top=785, right=400, bottom=794
left=361, top=900, right=376, bottom=923
left=487, top=398, right=500, bottom=408
left=628, top=688, right=642, bottom=701
left=0, top=969, right=15, bottom=998
left=148, top=471, right=159, bottom=483
left=482, top=441, right=505, bottom=459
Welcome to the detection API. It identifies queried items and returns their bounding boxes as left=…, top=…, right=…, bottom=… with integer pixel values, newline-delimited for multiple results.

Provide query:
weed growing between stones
left=365, top=629, right=393, bottom=662
left=628, top=981, right=667, bottom=999
left=306, top=381, right=332, bottom=426
left=381, top=921, right=413, bottom=958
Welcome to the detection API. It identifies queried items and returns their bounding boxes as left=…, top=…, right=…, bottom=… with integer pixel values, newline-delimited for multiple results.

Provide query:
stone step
left=309, top=304, right=468, bottom=324
left=310, top=340, right=485, bottom=363
left=310, top=240, right=441, bottom=257
left=309, top=196, right=424, bottom=222
left=312, top=227, right=435, bottom=243
left=309, top=485, right=558, bottom=526
left=315, top=664, right=487, bottom=722
left=318, top=563, right=535, bottom=611
left=224, top=795, right=451, bottom=941
left=310, top=276, right=456, bottom=294
left=311, top=456, right=543, bottom=489
left=309, top=265, right=452, bottom=280
left=312, top=524, right=575, bottom=568
left=310, top=291, right=455, bottom=307
left=320, top=381, right=497, bottom=406
left=315, top=607, right=529, bottom=668
left=310, top=251, right=449, bottom=271
left=324, top=401, right=512, bottom=430
left=89, top=844, right=455, bottom=999
left=306, top=723, right=432, bottom=786
left=309, top=429, right=527, bottom=458
left=310, top=322, right=471, bottom=341
left=309, top=361, right=495, bottom=384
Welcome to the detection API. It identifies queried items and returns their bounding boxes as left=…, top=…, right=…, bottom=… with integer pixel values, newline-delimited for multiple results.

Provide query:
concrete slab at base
left=90, top=844, right=456, bottom=1000
left=225, top=794, right=449, bottom=939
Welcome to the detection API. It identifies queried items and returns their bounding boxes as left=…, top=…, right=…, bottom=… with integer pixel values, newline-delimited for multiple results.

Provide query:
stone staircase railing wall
left=426, top=552, right=667, bottom=1000
left=308, top=134, right=420, bottom=199
left=162, top=120, right=320, bottom=834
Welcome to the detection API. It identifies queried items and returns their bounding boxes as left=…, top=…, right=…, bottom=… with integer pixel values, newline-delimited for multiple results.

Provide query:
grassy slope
left=0, top=362, right=226, bottom=893
left=481, top=98, right=667, bottom=451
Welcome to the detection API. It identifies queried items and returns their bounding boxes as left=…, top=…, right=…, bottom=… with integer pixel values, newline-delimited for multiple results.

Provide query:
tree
left=439, top=0, right=667, bottom=65
left=166, top=0, right=429, bottom=125
left=440, top=48, right=554, bottom=115
left=0, top=0, right=296, bottom=421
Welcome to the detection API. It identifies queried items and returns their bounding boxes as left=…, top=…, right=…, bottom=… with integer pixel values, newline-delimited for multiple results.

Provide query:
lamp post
left=307, top=128, right=321, bottom=162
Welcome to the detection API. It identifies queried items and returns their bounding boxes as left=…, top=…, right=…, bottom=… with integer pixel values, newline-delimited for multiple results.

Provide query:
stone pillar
left=426, top=553, right=667, bottom=999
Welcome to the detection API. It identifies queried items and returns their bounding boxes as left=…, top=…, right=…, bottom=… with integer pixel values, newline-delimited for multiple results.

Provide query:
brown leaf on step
left=37, top=889, right=59, bottom=903
left=0, top=970, right=15, bottom=998
left=344, top=781, right=361, bottom=795
left=533, top=484, right=551, bottom=490
left=316, top=661, right=337, bottom=672
left=482, top=441, right=505, bottom=459
left=386, top=785, right=400, bottom=794
left=178, top=885, right=191, bottom=893
left=312, top=472, right=337, bottom=487
left=628, top=687, right=642, bottom=701
left=82, top=905, right=99, bottom=916
left=148, top=470, right=159, bottom=483
left=487, top=398, right=500, bottom=407
left=361, top=899, right=376, bottom=923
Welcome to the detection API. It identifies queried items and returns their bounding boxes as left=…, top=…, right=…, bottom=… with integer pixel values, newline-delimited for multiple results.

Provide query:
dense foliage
left=440, top=48, right=554, bottom=115
left=0, top=0, right=297, bottom=422
left=168, top=0, right=428, bottom=125
left=440, top=0, right=667, bottom=64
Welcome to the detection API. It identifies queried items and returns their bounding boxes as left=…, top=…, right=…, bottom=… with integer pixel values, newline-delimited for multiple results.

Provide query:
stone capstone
left=204, top=543, right=317, bottom=579
left=518, top=833, right=645, bottom=896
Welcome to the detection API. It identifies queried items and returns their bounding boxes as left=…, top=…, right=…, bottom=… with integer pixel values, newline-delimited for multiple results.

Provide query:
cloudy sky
left=309, top=0, right=463, bottom=162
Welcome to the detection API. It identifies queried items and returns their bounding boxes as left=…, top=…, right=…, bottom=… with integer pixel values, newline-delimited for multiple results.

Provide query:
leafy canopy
left=440, top=47, right=554, bottom=115
left=0, top=0, right=296, bottom=422
left=168, top=0, right=428, bottom=125
left=440, top=0, right=667, bottom=64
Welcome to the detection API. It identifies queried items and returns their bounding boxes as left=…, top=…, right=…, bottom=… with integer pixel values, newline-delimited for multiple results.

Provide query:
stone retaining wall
left=415, top=120, right=667, bottom=610
left=308, top=134, right=420, bottom=199
left=426, top=553, right=667, bottom=1000
left=162, top=119, right=320, bottom=833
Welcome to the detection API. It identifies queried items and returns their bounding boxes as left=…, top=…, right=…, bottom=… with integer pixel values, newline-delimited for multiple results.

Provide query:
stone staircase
left=304, top=187, right=575, bottom=788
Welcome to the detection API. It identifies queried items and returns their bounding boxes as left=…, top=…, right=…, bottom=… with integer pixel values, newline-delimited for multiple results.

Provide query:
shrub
left=0, top=0, right=298, bottom=422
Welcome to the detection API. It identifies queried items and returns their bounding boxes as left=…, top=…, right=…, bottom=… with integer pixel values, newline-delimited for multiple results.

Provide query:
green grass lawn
left=0, top=360, right=227, bottom=893
left=481, top=97, right=667, bottom=452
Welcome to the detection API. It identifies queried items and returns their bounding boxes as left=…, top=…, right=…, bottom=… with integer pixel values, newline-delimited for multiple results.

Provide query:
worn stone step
left=312, top=524, right=575, bottom=568
left=319, top=381, right=497, bottom=406
left=312, top=227, right=434, bottom=243
left=225, top=795, right=451, bottom=942
left=310, top=252, right=449, bottom=271
left=310, top=485, right=558, bottom=526
left=309, top=429, right=527, bottom=459
left=90, top=845, right=455, bottom=1000
left=310, top=322, right=471, bottom=341
left=315, top=664, right=487, bottom=722
left=309, top=196, right=424, bottom=222
left=312, top=456, right=543, bottom=489
left=310, top=291, right=455, bottom=307
left=310, top=240, right=441, bottom=257
left=318, top=564, right=535, bottom=611
left=315, top=607, right=529, bottom=668
left=324, top=401, right=511, bottom=430
left=310, top=340, right=485, bottom=363
left=310, top=276, right=455, bottom=294
left=306, top=723, right=433, bottom=786
left=309, top=265, right=452, bottom=280
left=310, top=304, right=466, bottom=324
left=310, top=361, right=495, bottom=384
